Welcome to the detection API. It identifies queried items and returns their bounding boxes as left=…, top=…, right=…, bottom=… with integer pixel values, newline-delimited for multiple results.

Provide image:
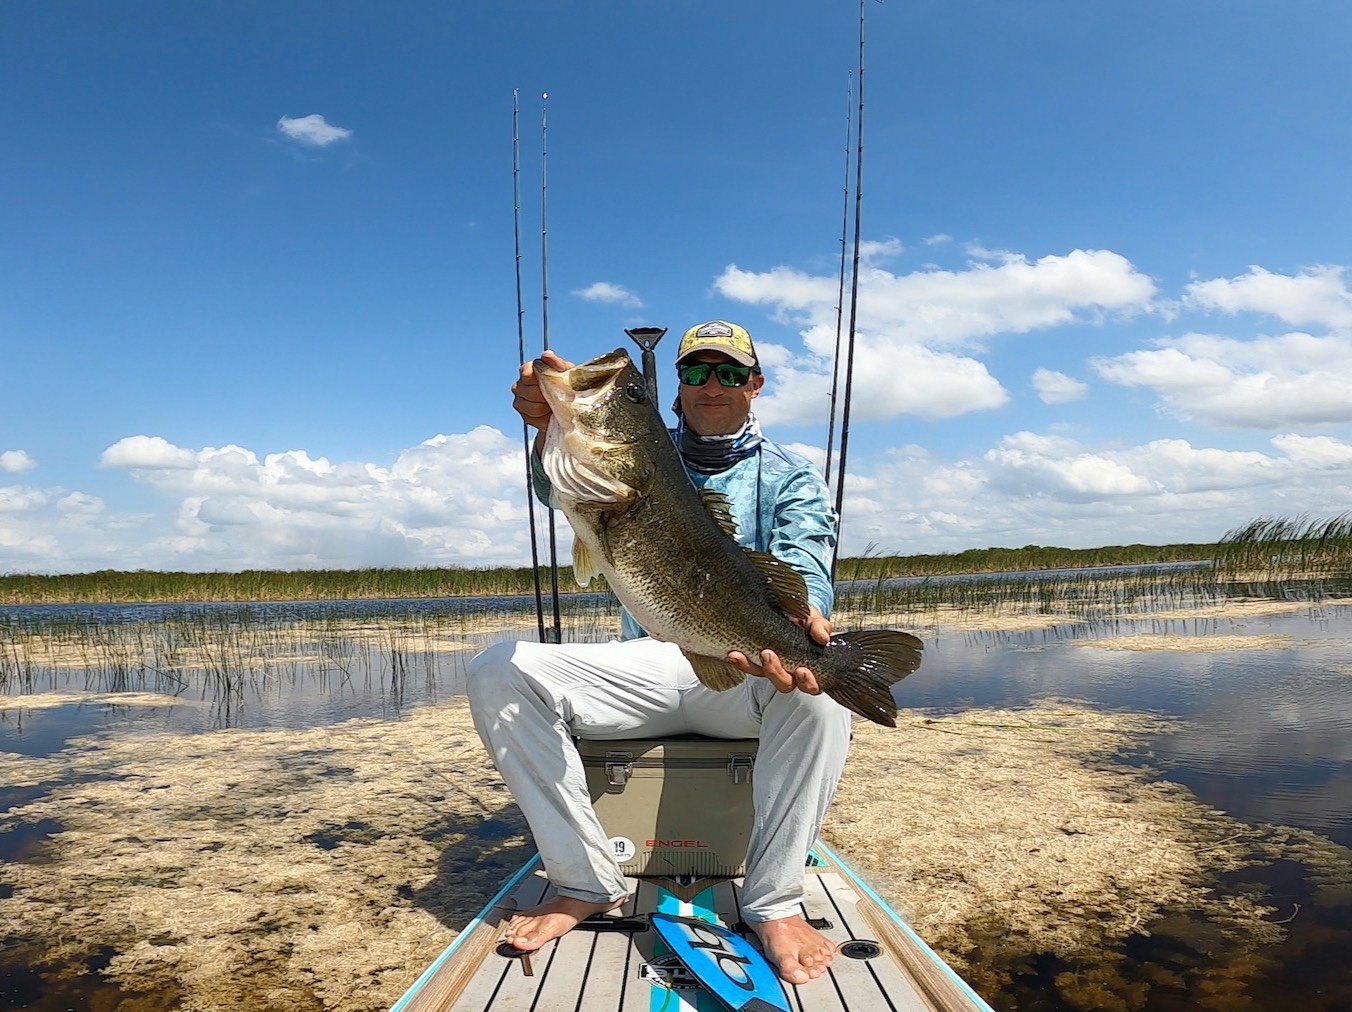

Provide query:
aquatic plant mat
left=4, top=694, right=1349, bottom=1011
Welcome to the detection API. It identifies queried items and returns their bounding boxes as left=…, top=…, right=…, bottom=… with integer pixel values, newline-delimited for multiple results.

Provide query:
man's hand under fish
left=727, top=606, right=830, bottom=696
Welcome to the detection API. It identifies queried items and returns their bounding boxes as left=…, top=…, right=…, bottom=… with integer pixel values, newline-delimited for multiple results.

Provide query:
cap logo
left=695, top=322, right=734, bottom=339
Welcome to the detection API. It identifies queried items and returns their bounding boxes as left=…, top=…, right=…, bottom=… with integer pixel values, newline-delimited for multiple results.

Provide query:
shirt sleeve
left=768, top=464, right=838, bottom=619
left=529, top=446, right=556, bottom=508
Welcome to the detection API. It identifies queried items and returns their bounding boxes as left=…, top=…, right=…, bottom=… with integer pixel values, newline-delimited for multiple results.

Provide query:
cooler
left=577, top=736, right=759, bottom=878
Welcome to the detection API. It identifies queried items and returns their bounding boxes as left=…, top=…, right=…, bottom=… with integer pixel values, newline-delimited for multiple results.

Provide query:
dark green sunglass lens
left=679, top=363, right=713, bottom=386
left=714, top=364, right=751, bottom=387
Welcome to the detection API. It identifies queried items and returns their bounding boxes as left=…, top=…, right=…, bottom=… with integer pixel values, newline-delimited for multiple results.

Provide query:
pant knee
left=465, top=640, right=523, bottom=709
left=772, top=684, right=852, bottom=736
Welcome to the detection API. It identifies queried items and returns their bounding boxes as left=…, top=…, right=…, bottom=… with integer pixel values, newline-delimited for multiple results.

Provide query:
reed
left=1213, top=512, right=1352, bottom=583
left=0, top=593, right=624, bottom=697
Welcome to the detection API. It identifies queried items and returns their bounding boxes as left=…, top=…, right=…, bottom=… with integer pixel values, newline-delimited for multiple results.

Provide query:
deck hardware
left=495, top=941, right=534, bottom=975
left=838, top=939, right=882, bottom=960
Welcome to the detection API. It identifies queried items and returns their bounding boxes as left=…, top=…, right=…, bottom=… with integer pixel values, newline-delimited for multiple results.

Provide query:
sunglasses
left=677, top=361, right=754, bottom=388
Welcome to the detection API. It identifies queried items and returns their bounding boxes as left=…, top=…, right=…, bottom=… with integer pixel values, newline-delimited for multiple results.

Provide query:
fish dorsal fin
left=744, top=549, right=813, bottom=622
left=697, top=488, right=739, bottom=538
left=682, top=650, right=747, bottom=691
left=572, top=537, right=601, bottom=587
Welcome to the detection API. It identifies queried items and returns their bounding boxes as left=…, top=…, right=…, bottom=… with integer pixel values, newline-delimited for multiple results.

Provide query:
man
left=466, top=320, right=847, bottom=985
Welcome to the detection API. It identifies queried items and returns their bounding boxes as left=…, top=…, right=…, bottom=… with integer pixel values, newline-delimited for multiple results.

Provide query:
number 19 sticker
left=610, top=836, right=636, bottom=862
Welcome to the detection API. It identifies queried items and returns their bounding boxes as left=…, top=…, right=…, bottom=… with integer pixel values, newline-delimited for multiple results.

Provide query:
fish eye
left=623, top=382, right=646, bottom=403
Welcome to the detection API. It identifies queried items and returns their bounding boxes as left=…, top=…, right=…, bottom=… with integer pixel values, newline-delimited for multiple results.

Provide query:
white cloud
left=985, top=432, right=1160, bottom=500
left=8, top=421, right=1352, bottom=572
left=1031, top=368, right=1088, bottom=404
left=1, top=450, right=36, bottom=473
left=837, top=429, right=1352, bottom=556
left=859, top=237, right=904, bottom=260
left=1094, top=331, right=1352, bottom=428
left=34, top=427, right=547, bottom=573
left=101, top=435, right=198, bottom=469
left=1185, top=265, right=1352, bottom=329
left=276, top=114, right=353, bottom=147
left=573, top=282, right=643, bottom=308
left=715, top=246, right=1152, bottom=425
left=1270, top=433, right=1352, bottom=468
left=755, top=342, right=1007, bottom=425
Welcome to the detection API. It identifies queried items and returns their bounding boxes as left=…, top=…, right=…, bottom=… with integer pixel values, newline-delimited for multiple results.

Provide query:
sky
left=4, top=1, right=1352, bottom=575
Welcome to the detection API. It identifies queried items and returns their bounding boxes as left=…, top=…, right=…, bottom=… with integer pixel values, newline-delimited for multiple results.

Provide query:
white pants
left=466, top=637, right=853, bottom=922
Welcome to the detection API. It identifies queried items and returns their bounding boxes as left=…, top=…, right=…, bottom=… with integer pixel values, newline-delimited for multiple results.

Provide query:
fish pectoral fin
left=682, top=650, right=747, bottom=692
left=572, top=538, right=601, bottom=586
left=743, top=550, right=813, bottom=622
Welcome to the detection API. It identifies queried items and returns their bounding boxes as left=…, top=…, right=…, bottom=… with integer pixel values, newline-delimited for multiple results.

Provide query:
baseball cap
left=675, top=320, right=758, bottom=368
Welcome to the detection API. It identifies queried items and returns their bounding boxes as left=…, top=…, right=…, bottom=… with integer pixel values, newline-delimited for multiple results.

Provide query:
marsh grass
left=6, top=511, right=1352, bottom=607
left=7, top=512, right=1352, bottom=698
left=0, top=565, right=596, bottom=605
left=1213, top=512, right=1352, bottom=583
left=0, top=593, right=624, bottom=699
left=0, top=547, right=1213, bottom=604
left=833, top=560, right=1225, bottom=625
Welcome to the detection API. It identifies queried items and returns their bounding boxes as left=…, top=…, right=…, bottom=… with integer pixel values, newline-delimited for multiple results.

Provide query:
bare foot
left=748, top=915, right=835, bottom=984
left=502, top=895, right=627, bottom=952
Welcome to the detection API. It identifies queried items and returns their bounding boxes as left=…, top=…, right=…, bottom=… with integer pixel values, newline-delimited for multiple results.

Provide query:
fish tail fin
left=824, top=630, right=925, bottom=728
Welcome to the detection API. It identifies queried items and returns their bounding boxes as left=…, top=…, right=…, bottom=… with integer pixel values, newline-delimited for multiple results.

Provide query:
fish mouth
left=536, top=348, right=633, bottom=415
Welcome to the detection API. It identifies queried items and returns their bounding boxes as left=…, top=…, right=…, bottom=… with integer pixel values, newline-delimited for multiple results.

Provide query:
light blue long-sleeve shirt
left=532, top=431, right=838, bottom=640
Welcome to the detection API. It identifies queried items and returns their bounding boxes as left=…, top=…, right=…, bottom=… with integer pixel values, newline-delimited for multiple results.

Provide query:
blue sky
left=4, top=1, right=1352, bottom=574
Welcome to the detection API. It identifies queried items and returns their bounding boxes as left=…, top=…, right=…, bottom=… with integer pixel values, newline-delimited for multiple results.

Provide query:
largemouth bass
left=535, top=348, right=923, bottom=727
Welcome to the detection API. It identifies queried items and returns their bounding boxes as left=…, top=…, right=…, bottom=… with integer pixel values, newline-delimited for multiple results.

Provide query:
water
left=903, top=611, right=1352, bottom=851
left=3, top=593, right=1352, bottom=1010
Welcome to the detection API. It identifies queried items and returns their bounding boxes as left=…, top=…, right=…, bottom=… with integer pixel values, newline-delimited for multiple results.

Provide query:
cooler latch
left=604, top=752, right=634, bottom=791
left=728, top=753, right=755, bottom=785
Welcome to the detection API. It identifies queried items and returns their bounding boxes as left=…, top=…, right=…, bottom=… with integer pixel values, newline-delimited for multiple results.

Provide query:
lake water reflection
left=3, top=592, right=1352, bottom=1010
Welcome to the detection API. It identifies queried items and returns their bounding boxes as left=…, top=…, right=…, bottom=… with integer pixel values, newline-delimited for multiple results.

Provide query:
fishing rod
left=823, top=71, right=853, bottom=489
left=512, top=90, right=548, bottom=644
left=830, top=0, right=872, bottom=581
left=538, top=91, right=563, bottom=643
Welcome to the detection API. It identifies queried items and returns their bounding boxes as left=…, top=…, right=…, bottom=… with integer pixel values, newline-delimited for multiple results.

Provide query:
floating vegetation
left=826, top=702, right=1352, bottom=1008
left=3, top=696, right=1348, bottom=1011
left=0, top=697, right=531, bottom=1010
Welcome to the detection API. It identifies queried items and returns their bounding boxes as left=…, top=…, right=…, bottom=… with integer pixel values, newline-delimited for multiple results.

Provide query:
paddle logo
left=648, top=913, right=790, bottom=1012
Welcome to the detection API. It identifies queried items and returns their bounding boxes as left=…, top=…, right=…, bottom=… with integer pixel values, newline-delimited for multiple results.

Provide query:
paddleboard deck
left=390, top=841, right=993, bottom=1012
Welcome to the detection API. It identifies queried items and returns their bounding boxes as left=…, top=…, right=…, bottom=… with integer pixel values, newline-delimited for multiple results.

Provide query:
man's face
left=676, top=351, right=764, bottom=436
